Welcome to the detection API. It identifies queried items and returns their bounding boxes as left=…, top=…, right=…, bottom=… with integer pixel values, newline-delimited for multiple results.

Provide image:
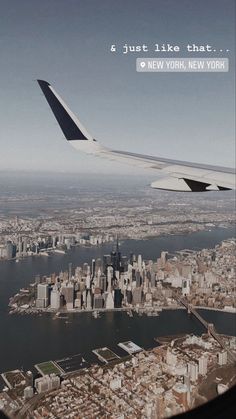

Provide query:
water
left=0, top=227, right=235, bottom=379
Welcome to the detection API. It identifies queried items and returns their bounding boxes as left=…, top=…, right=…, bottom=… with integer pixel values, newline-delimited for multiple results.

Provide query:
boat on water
left=92, top=311, right=100, bottom=318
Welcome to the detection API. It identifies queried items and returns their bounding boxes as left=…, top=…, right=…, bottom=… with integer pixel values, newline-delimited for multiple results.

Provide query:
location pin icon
left=140, top=61, right=146, bottom=68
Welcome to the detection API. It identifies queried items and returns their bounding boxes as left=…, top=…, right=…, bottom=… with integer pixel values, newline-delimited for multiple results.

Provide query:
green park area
left=35, top=361, right=62, bottom=376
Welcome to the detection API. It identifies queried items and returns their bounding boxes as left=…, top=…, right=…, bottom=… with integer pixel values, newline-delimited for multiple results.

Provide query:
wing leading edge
left=37, top=80, right=235, bottom=192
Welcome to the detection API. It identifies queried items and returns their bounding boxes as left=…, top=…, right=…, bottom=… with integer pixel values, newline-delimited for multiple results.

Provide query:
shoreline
left=1, top=223, right=235, bottom=263
left=195, top=306, right=236, bottom=314
left=8, top=305, right=236, bottom=316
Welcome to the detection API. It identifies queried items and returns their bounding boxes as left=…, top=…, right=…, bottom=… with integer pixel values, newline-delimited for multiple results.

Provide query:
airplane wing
left=37, top=80, right=235, bottom=192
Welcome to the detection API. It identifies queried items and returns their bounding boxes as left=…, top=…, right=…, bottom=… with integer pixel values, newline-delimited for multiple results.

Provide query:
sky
left=0, top=0, right=235, bottom=174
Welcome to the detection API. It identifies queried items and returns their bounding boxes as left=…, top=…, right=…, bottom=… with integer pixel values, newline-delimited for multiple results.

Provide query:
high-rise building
left=126, top=289, right=132, bottom=304
left=121, top=255, right=128, bottom=271
left=107, top=266, right=113, bottom=293
left=105, top=291, right=114, bottom=309
left=36, top=284, right=49, bottom=308
left=24, top=386, right=34, bottom=399
left=150, top=272, right=156, bottom=288
left=91, top=259, right=96, bottom=278
left=135, top=270, right=142, bottom=287
left=137, top=254, right=142, bottom=271
left=173, top=383, right=189, bottom=410
left=198, top=355, right=208, bottom=375
left=182, top=279, right=191, bottom=296
left=161, top=251, right=168, bottom=265
left=183, top=374, right=191, bottom=391
left=86, top=290, right=92, bottom=310
left=83, top=263, right=89, bottom=274
left=103, top=254, right=111, bottom=274
left=23, top=238, right=28, bottom=254
left=166, top=348, right=177, bottom=366
left=94, top=294, right=104, bottom=309
left=50, top=285, right=60, bottom=310
left=35, top=374, right=60, bottom=394
left=18, top=237, right=22, bottom=256
left=218, top=351, right=227, bottom=365
left=114, top=289, right=123, bottom=308
left=111, top=237, right=121, bottom=272
left=132, top=288, right=142, bottom=305
left=187, top=362, right=198, bottom=382
left=95, top=258, right=102, bottom=273
left=99, top=273, right=107, bottom=292
left=86, top=272, right=91, bottom=289
left=68, top=263, right=72, bottom=281
left=74, top=291, right=82, bottom=309
left=5, top=241, right=16, bottom=259
left=61, top=283, right=74, bottom=310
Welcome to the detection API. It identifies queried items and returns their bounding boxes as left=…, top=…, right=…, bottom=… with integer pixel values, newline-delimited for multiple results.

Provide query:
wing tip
left=37, top=79, right=51, bottom=88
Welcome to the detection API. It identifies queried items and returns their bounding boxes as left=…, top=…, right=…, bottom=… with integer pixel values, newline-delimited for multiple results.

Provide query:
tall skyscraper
left=94, top=294, right=104, bottom=309
left=50, top=285, right=60, bottom=310
left=91, top=259, right=96, bottom=278
left=132, top=288, right=143, bottom=305
left=61, top=283, right=74, bottom=310
left=103, top=254, right=111, bottom=274
left=126, top=289, right=132, bottom=304
left=23, top=238, right=28, bottom=254
left=187, top=362, right=199, bottom=382
left=36, top=283, right=49, bottom=308
left=99, top=273, right=107, bottom=292
left=86, top=271, right=91, bottom=289
left=114, top=289, right=123, bottom=308
left=18, top=237, right=22, bottom=256
left=5, top=241, right=16, bottom=259
left=137, top=254, right=142, bottom=271
left=74, top=291, right=82, bottom=309
left=135, top=270, right=142, bottom=287
left=111, top=237, right=121, bottom=273
left=86, top=290, right=92, bottom=310
left=68, top=263, right=72, bottom=281
left=107, top=266, right=113, bottom=293
left=198, top=356, right=208, bottom=375
left=105, top=291, right=114, bottom=309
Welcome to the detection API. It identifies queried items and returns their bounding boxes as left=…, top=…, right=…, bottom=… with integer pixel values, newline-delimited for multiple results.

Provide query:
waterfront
left=0, top=227, right=235, bottom=385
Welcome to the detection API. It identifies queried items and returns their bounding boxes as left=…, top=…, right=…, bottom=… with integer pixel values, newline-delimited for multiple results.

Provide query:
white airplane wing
left=37, top=80, right=235, bottom=192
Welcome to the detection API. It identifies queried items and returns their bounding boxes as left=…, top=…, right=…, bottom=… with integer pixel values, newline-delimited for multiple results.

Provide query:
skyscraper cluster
left=6, top=237, right=224, bottom=315
left=35, top=240, right=170, bottom=311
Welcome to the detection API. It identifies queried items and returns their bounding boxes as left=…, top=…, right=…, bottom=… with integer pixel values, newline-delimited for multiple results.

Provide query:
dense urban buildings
left=1, top=175, right=235, bottom=418
left=0, top=176, right=235, bottom=260
left=1, top=332, right=235, bottom=418
left=9, top=238, right=236, bottom=314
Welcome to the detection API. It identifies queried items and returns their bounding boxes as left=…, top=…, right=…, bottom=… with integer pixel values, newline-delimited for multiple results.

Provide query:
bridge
left=178, top=297, right=236, bottom=363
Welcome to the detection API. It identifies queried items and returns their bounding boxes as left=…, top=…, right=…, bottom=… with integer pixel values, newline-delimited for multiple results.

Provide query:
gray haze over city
left=0, top=0, right=235, bottom=174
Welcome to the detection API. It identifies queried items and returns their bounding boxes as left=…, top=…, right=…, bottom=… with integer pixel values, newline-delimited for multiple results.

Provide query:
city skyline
left=9, top=237, right=236, bottom=314
left=0, top=0, right=235, bottom=173
left=4, top=237, right=236, bottom=417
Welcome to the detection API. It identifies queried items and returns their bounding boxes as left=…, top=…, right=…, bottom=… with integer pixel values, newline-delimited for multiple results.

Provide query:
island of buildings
left=1, top=239, right=235, bottom=418
left=9, top=238, right=236, bottom=314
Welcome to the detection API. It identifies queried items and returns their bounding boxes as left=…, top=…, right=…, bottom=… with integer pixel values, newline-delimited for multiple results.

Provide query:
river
left=0, top=226, right=235, bottom=383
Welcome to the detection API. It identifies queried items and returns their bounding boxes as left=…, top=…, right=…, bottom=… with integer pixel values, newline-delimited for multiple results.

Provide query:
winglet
left=37, top=80, right=93, bottom=141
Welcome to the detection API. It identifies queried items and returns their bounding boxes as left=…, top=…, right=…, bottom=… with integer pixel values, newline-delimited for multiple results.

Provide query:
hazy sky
left=0, top=0, right=235, bottom=173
